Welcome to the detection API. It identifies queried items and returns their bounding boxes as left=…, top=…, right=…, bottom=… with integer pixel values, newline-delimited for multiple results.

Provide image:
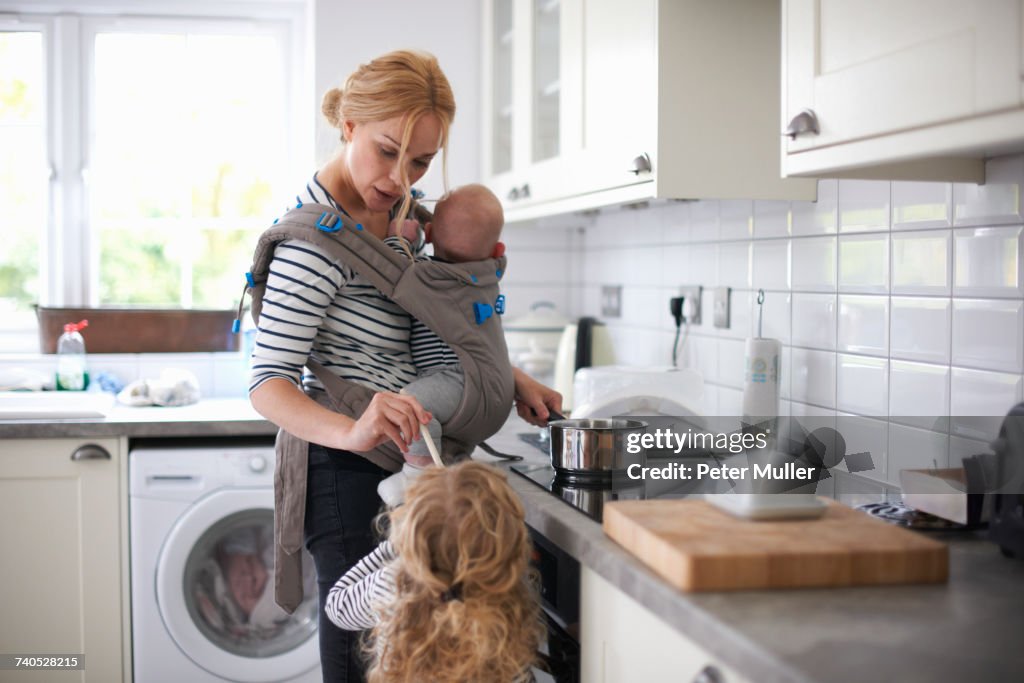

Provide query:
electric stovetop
left=509, top=432, right=724, bottom=523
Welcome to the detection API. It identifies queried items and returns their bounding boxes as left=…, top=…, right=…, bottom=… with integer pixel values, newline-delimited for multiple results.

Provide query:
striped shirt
left=325, top=540, right=397, bottom=630
left=248, top=175, right=422, bottom=395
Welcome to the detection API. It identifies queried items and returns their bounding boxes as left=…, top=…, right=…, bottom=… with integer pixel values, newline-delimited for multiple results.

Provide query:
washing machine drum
left=157, top=489, right=319, bottom=682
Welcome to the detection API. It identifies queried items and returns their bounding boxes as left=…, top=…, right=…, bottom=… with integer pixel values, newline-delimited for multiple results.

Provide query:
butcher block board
left=603, top=499, right=948, bottom=592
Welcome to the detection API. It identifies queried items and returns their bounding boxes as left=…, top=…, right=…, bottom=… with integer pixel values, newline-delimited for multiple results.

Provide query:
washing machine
left=130, top=442, right=320, bottom=683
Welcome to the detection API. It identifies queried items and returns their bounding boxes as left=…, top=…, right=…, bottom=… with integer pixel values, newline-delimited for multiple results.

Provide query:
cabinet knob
left=628, top=153, right=652, bottom=175
left=70, top=444, right=112, bottom=462
left=692, top=665, right=724, bottom=683
left=507, top=187, right=520, bottom=201
left=520, top=183, right=531, bottom=198
left=784, top=109, right=820, bottom=140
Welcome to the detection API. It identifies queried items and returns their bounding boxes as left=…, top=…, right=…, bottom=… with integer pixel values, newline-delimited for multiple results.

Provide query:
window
left=0, top=6, right=305, bottom=351
left=0, top=26, right=46, bottom=344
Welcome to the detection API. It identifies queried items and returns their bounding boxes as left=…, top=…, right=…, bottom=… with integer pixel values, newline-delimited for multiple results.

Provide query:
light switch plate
left=713, top=287, right=731, bottom=328
left=601, top=285, right=622, bottom=318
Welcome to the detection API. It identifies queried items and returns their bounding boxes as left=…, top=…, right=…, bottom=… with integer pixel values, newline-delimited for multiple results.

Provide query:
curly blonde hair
left=321, top=49, right=455, bottom=220
left=365, top=462, right=543, bottom=683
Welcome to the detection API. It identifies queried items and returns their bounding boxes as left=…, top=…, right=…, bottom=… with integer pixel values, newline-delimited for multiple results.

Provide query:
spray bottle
left=56, top=319, right=90, bottom=391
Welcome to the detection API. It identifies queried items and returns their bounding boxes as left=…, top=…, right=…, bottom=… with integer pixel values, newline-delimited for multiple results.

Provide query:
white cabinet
left=781, top=0, right=1024, bottom=182
left=0, top=438, right=128, bottom=682
left=482, top=0, right=817, bottom=222
left=580, top=566, right=751, bottom=683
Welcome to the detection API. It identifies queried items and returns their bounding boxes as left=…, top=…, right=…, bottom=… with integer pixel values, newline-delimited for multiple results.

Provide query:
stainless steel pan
left=548, top=417, right=647, bottom=478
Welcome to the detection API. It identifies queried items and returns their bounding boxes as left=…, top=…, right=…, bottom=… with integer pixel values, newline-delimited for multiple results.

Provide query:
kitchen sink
left=0, top=391, right=114, bottom=420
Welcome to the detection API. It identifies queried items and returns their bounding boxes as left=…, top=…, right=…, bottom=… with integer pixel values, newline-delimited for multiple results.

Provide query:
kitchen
left=1, top=0, right=1023, bottom=682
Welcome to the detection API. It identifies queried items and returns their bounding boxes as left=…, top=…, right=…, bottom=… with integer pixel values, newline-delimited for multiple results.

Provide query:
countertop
left=487, top=415, right=1024, bottom=683
left=3, top=403, right=1022, bottom=682
left=0, top=397, right=276, bottom=438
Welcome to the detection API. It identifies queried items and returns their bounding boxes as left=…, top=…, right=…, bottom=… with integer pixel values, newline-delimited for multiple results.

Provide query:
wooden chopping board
left=603, top=499, right=948, bottom=591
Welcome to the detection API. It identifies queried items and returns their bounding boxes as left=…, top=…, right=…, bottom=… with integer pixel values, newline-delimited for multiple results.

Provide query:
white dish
left=707, top=493, right=828, bottom=520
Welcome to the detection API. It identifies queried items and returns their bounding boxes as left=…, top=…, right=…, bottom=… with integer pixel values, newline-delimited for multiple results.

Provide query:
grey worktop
left=0, top=398, right=277, bottom=438
left=488, top=415, right=1024, bottom=683
left=4, top=404, right=1022, bottom=681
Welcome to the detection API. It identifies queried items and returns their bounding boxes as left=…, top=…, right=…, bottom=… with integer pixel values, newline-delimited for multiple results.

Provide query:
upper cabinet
left=481, top=0, right=817, bottom=222
left=781, top=0, right=1024, bottom=183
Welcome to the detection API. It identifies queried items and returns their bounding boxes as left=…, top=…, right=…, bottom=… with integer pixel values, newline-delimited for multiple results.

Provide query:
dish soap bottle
left=56, top=319, right=90, bottom=391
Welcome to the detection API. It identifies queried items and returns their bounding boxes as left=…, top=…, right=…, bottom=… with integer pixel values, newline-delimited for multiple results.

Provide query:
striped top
left=248, top=175, right=423, bottom=395
left=325, top=540, right=397, bottom=631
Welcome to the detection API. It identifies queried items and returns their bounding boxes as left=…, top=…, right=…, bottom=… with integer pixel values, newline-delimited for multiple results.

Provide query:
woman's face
left=343, top=113, right=442, bottom=213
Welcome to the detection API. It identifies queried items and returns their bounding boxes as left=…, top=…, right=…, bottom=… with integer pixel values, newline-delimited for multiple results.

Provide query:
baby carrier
left=240, top=201, right=514, bottom=611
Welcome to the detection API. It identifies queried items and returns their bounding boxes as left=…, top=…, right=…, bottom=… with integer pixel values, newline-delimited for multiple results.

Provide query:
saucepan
left=546, top=411, right=648, bottom=481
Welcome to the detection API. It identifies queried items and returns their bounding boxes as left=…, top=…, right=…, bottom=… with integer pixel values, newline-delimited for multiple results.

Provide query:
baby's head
left=429, top=184, right=504, bottom=262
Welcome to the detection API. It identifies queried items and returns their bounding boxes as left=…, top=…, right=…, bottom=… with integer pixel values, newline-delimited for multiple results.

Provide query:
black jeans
left=304, top=444, right=389, bottom=683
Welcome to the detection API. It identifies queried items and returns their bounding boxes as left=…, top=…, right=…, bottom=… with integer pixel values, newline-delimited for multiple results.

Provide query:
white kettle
left=553, top=317, right=615, bottom=412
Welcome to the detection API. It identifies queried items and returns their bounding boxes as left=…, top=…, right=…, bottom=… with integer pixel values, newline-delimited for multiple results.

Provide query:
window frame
left=0, top=1, right=310, bottom=351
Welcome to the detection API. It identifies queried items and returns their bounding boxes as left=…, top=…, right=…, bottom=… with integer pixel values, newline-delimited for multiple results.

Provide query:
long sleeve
left=325, top=540, right=398, bottom=630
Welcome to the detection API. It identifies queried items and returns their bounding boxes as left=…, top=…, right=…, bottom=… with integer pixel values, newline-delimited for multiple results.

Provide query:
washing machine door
left=156, top=489, right=319, bottom=682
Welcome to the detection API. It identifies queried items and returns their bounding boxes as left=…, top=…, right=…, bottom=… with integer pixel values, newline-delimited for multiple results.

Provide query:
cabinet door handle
left=71, top=444, right=112, bottom=462
left=692, top=665, right=724, bottom=683
left=507, top=187, right=520, bottom=201
left=520, top=183, right=531, bottom=198
left=628, top=153, right=652, bottom=175
left=784, top=109, right=820, bottom=140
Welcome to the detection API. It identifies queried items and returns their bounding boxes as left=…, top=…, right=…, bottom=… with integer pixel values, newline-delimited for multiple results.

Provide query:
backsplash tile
left=500, top=154, right=1024, bottom=494
left=892, top=181, right=952, bottom=230
left=791, top=236, right=837, bottom=291
left=952, top=154, right=1024, bottom=227
left=838, top=179, right=890, bottom=233
left=838, top=234, right=889, bottom=293
left=891, top=229, right=951, bottom=295
left=952, top=226, right=1023, bottom=297
left=838, top=295, right=889, bottom=357
left=890, top=297, right=951, bottom=364
left=951, top=299, right=1024, bottom=373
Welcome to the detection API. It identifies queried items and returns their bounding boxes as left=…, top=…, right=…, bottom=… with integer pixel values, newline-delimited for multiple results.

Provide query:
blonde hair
left=366, top=462, right=543, bottom=683
left=322, top=49, right=455, bottom=220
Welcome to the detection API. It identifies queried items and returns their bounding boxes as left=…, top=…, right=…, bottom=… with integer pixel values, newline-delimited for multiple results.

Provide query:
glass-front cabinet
left=483, top=0, right=581, bottom=209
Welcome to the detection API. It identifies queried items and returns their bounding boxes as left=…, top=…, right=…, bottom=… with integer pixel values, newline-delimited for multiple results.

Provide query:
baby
left=377, top=184, right=505, bottom=506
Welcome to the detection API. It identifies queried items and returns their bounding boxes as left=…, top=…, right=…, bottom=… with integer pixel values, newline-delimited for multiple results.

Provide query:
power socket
left=677, top=285, right=702, bottom=325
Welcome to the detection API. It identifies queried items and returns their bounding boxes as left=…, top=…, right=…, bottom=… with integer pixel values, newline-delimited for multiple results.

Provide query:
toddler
left=377, top=184, right=505, bottom=506
left=326, top=461, right=543, bottom=682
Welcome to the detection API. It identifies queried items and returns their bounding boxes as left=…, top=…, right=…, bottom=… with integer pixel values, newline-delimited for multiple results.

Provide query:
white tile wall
left=499, top=154, right=1024, bottom=493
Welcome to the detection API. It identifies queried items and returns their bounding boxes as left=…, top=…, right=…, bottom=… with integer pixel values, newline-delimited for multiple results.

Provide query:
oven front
left=528, top=525, right=581, bottom=683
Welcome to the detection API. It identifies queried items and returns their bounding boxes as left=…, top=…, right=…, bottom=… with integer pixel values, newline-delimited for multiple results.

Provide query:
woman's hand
left=512, top=367, right=563, bottom=426
left=343, top=391, right=432, bottom=453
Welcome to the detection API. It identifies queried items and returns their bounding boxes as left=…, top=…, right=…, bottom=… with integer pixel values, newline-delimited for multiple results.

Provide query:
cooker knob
left=249, top=455, right=268, bottom=473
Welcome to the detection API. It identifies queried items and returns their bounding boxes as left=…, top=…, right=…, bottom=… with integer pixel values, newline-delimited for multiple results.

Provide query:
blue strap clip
left=231, top=319, right=241, bottom=333
left=495, top=294, right=506, bottom=315
left=316, top=212, right=342, bottom=233
left=245, top=272, right=255, bottom=287
left=411, top=187, right=425, bottom=200
left=473, top=302, right=494, bottom=325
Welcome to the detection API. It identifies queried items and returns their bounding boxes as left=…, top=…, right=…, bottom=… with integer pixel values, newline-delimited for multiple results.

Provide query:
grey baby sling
left=243, top=202, right=514, bottom=612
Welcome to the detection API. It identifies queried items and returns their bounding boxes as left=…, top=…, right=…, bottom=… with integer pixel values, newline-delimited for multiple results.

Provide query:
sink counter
left=0, top=398, right=276, bottom=438
left=487, top=415, right=1024, bottom=683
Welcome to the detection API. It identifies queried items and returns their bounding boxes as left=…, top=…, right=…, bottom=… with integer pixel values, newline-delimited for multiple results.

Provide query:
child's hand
left=388, top=218, right=421, bottom=242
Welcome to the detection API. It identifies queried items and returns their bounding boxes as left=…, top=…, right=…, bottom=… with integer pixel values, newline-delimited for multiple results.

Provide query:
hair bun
left=321, top=87, right=344, bottom=128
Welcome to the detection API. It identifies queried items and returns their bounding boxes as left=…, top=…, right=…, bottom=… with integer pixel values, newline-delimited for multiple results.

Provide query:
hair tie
left=439, top=581, right=463, bottom=603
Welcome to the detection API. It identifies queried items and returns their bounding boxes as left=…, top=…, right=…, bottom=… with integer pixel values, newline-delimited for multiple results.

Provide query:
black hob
left=510, top=433, right=723, bottom=523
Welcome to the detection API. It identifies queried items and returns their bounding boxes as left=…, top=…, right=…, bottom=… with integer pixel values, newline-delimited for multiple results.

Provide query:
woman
left=248, top=50, right=560, bottom=682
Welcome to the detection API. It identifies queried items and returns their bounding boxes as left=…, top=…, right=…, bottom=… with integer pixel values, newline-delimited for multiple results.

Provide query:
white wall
left=312, top=0, right=481, bottom=199
left=501, top=154, right=1024, bottom=496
